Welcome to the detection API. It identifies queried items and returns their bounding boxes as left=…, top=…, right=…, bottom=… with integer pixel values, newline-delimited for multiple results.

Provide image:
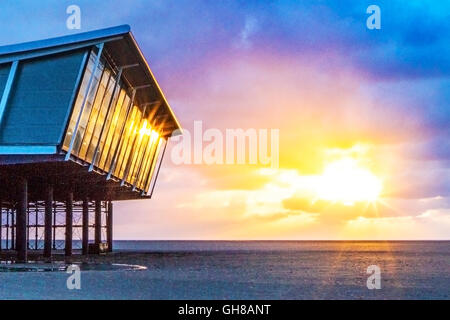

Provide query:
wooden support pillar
left=95, top=200, right=102, bottom=244
left=16, top=178, right=27, bottom=262
left=44, top=186, right=53, bottom=258
left=107, top=201, right=113, bottom=252
left=65, top=192, right=73, bottom=256
left=52, top=203, right=56, bottom=250
left=82, top=198, right=89, bottom=255
left=5, top=209, right=9, bottom=250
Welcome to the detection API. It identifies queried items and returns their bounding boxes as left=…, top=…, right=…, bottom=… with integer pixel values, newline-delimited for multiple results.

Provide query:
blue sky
left=1, top=1, right=449, bottom=78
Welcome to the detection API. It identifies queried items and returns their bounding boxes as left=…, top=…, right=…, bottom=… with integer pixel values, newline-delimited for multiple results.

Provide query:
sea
left=0, top=240, right=448, bottom=299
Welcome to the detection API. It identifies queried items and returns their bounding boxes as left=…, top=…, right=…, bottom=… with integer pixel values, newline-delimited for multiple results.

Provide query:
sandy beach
left=0, top=241, right=448, bottom=299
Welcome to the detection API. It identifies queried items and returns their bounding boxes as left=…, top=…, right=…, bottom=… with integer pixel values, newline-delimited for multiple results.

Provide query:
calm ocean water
left=7, top=239, right=449, bottom=253
left=112, top=240, right=450, bottom=299
left=111, top=240, right=450, bottom=253
left=0, top=240, right=449, bottom=299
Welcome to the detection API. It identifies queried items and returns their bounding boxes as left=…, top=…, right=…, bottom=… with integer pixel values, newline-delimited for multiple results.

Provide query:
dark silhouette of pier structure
left=0, top=25, right=181, bottom=261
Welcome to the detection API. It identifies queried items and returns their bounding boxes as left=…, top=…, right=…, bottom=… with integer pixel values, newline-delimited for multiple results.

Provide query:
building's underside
left=0, top=155, right=165, bottom=202
left=0, top=199, right=110, bottom=255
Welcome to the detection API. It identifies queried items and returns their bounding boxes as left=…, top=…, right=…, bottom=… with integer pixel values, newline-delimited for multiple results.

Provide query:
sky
left=0, top=0, right=449, bottom=239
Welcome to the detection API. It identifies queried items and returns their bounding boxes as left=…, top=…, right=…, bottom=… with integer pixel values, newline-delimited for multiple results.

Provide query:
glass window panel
left=97, top=89, right=126, bottom=170
left=78, top=74, right=108, bottom=159
left=135, top=134, right=153, bottom=189
left=126, top=123, right=146, bottom=183
left=113, top=106, right=139, bottom=178
left=103, top=93, right=131, bottom=173
left=144, top=135, right=162, bottom=189
left=85, top=72, right=118, bottom=163
left=62, top=52, right=96, bottom=150
left=128, top=121, right=152, bottom=185
left=70, top=56, right=103, bottom=155
left=145, top=138, right=164, bottom=193
left=111, top=106, right=137, bottom=179
left=119, top=108, right=143, bottom=180
left=78, top=68, right=111, bottom=160
left=125, top=117, right=149, bottom=184
left=137, top=130, right=159, bottom=190
left=114, top=106, right=141, bottom=179
left=92, top=84, right=123, bottom=169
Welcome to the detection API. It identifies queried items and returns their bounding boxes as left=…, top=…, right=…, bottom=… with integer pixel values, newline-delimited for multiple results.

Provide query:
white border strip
left=0, top=145, right=57, bottom=154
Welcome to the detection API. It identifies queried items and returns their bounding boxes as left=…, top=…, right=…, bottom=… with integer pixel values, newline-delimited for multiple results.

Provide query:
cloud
left=344, top=207, right=450, bottom=240
left=282, top=194, right=397, bottom=223
left=236, top=16, right=259, bottom=49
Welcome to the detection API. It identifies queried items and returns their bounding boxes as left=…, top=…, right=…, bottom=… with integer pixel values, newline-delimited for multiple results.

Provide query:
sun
left=315, top=158, right=382, bottom=206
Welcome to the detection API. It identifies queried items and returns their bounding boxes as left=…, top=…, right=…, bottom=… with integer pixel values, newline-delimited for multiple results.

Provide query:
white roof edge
left=0, top=25, right=131, bottom=57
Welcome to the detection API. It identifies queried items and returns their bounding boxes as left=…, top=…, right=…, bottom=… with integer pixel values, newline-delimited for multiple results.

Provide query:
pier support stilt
left=11, top=208, right=15, bottom=250
left=16, top=178, right=28, bottom=262
left=44, top=185, right=53, bottom=258
left=65, top=192, right=73, bottom=256
left=0, top=200, right=2, bottom=251
left=95, top=200, right=102, bottom=244
left=107, top=201, right=113, bottom=252
left=82, top=198, right=89, bottom=255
